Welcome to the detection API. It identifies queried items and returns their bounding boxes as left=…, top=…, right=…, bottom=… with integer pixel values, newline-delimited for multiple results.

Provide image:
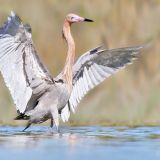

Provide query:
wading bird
left=0, top=11, right=143, bottom=131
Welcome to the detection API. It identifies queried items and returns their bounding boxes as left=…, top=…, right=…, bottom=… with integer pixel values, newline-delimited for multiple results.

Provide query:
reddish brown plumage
left=62, top=18, right=76, bottom=92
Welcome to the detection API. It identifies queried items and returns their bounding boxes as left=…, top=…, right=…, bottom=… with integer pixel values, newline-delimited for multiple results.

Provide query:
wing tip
left=0, top=11, right=22, bottom=35
left=133, top=44, right=145, bottom=51
left=89, top=46, right=103, bottom=55
left=10, top=11, right=16, bottom=17
left=7, top=16, right=11, bottom=22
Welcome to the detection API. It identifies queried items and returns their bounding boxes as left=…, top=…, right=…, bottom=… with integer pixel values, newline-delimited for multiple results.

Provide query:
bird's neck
left=62, top=20, right=75, bottom=91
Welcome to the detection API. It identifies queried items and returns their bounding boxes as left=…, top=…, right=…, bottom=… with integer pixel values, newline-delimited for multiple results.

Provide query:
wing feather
left=61, top=45, right=144, bottom=122
left=0, top=12, right=53, bottom=113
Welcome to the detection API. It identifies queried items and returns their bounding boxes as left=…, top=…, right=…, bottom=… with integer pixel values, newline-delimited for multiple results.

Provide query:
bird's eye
left=71, top=17, right=74, bottom=20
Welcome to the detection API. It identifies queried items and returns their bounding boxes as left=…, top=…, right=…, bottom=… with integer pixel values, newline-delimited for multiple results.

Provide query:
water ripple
left=0, top=126, right=160, bottom=160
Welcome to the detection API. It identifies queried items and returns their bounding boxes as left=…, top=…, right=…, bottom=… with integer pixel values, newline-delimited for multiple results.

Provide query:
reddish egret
left=0, top=12, right=143, bottom=131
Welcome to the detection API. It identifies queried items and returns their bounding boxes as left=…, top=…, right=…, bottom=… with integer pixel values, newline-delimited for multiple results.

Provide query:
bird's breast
left=50, top=83, right=71, bottom=109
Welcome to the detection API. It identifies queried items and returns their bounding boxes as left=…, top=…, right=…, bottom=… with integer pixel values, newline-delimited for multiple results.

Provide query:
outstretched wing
left=0, top=11, right=53, bottom=113
left=61, top=45, right=143, bottom=122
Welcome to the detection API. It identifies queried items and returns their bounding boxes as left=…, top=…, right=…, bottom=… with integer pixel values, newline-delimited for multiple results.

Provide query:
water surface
left=0, top=126, right=160, bottom=160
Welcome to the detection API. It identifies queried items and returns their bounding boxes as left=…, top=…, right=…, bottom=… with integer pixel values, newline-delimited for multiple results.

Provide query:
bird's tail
left=14, top=113, right=30, bottom=120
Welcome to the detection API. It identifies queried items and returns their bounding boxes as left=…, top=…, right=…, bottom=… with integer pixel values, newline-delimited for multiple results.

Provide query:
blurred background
left=0, top=0, right=159, bottom=126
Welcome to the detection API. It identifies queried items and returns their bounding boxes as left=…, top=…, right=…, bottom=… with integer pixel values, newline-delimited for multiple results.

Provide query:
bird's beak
left=71, top=15, right=94, bottom=23
left=84, top=18, right=94, bottom=22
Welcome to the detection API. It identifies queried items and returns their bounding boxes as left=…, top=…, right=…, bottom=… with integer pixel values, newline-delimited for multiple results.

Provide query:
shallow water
left=0, top=126, right=160, bottom=160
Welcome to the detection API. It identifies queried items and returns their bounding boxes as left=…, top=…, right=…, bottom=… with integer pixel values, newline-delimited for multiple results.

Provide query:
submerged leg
left=23, top=121, right=32, bottom=131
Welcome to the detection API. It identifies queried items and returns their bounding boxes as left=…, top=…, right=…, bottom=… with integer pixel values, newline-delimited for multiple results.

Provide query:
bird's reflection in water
left=1, top=126, right=160, bottom=149
left=0, top=126, right=85, bottom=149
left=0, top=126, right=160, bottom=160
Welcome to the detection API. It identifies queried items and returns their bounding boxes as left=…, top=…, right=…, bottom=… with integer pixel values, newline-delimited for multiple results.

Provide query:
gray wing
left=61, top=45, right=143, bottom=122
left=0, top=11, right=53, bottom=113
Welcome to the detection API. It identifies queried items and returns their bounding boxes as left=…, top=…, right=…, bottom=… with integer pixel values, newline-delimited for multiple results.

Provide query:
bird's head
left=66, top=13, right=94, bottom=24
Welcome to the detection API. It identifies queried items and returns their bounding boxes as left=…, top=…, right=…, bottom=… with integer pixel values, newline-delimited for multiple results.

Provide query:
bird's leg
left=54, top=118, right=60, bottom=133
left=23, top=121, right=32, bottom=132
left=51, top=108, right=60, bottom=133
left=50, top=117, right=54, bottom=128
